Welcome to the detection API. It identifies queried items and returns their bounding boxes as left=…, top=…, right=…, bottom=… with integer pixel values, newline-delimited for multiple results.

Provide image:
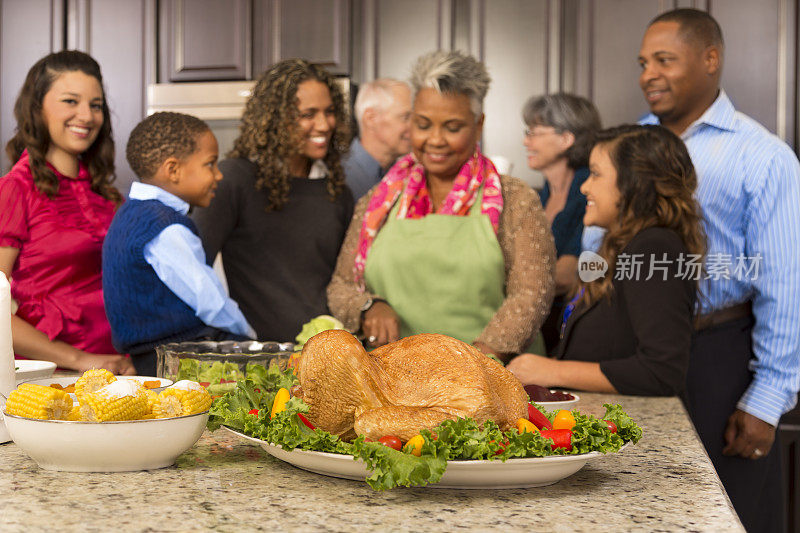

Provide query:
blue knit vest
left=103, top=199, right=208, bottom=354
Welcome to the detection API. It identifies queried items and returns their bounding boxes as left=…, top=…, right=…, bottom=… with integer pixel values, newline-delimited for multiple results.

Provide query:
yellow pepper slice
left=405, top=434, right=425, bottom=456
left=270, top=388, right=291, bottom=419
left=553, top=409, right=576, bottom=430
left=517, top=418, right=539, bottom=434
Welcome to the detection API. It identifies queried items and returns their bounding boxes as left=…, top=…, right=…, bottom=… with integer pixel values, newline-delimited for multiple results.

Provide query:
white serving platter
left=224, top=425, right=621, bottom=489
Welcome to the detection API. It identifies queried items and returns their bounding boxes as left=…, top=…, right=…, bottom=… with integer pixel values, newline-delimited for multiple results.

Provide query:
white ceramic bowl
left=14, top=360, right=57, bottom=383
left=536, top=393, right=581, bottom=411
left=3, top=411, right=208, bottom=472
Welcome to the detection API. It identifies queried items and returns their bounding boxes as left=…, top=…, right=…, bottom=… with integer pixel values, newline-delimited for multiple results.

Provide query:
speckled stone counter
left=0, top=394, right=742, bottom=532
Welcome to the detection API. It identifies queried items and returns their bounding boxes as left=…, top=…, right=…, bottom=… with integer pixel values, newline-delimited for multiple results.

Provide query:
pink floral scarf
left=354, top=148, right=503, bottom=285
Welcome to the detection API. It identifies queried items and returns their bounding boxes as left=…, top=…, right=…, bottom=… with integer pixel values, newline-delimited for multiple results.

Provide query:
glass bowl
left=156, top=340, right=294, bottom=396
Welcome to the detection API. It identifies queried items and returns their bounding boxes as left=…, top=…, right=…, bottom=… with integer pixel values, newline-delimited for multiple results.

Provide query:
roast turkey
left=293, top=330, right=528, bottom=442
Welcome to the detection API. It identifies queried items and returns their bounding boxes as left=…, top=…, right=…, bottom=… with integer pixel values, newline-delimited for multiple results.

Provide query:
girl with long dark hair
left=507, top=124, right=705, bottom=395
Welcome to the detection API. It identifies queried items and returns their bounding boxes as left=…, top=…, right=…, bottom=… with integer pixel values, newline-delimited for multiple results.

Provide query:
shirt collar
left=308, top=159, right=329, bottom=179
left=129, top=181, right=190, bottom=215
left=639, top=89, right=737, bottom=138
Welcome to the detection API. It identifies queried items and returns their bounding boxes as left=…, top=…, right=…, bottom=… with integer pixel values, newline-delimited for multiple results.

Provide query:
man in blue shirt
left=636, top=9, right=800, bottom=532
left=344, top=79, right=411, bottom=200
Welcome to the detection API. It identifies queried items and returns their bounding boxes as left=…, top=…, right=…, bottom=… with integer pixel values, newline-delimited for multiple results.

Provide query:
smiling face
left=638, top=21, right=720, bottom=134
left=522, top=124, right=574, bottom=172
left=581, top=144, right=621, bottom=229
left=288, top=79, right=336, bottom=176
left=173, top=130, right=223, bottom=208
left=411, top=88, right=482, bottom=182
left=41, top=70, right=105, bottom=174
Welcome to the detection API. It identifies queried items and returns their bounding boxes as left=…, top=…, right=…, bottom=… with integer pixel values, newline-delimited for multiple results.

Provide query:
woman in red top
left=0, top=51, right=134, bottom=374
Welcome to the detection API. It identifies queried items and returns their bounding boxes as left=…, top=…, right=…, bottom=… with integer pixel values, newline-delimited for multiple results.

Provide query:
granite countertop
left=0, top=393, right=743, bottom=532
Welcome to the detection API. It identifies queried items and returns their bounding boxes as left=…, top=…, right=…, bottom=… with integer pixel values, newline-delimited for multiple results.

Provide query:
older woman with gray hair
left=327, top=50, right=555, bottom=361
left=522, top=93, right=601, bottom=354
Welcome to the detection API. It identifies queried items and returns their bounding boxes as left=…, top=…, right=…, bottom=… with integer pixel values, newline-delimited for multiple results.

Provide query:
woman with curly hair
left=0, top=50, right=134, bottom=374
left=507, top=124, right=705, bottom=396
left=193, top=59, right=354, bottom=342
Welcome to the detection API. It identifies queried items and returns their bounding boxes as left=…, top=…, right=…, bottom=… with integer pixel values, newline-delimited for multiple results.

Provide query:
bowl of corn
left=2, top=369, right=210, bottom=472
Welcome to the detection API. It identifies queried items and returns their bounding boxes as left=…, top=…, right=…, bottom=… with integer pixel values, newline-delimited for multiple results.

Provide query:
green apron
left=364, top=187, right=505, bottom=344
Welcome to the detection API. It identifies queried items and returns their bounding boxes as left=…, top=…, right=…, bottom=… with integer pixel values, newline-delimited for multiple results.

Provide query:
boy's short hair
left=127, top=112, right=210, bottom=180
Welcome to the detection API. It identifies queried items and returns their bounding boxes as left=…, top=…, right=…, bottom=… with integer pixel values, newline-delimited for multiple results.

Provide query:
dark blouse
left=538, top=166, right=589, bottom=258
left=555, top=227, right=695, bottom=396
left=192, top=158, right=354, bottom=342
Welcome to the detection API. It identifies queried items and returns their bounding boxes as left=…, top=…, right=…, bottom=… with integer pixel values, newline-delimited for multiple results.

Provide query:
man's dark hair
left=650, top=8, right=724, bottom=51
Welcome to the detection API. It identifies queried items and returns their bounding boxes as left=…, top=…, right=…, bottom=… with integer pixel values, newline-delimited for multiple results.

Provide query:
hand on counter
left=362, top=301, right=400, bottom=347
left=506, top=353, right=618, bottom=393
left=74, top=352, right=136, bottom=376
left=722, top=409, right=776, bottom=460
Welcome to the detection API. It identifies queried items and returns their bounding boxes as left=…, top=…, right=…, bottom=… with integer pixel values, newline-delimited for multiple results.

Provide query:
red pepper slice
left=297, top=413, right=315, bottom=430
left=490, top=439, right=510, bottom=455
left=605, top=420, right=618, bottom=433
left=248, top=408, right=259, bottom=416
left=527, top=403, right=553, bottom=430
left=199, top=382, right=210, bottom=388
left=539, top=429, right=573, bottom=451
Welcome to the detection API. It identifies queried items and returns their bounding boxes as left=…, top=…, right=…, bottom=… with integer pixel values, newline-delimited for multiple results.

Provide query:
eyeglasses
left=524, top=127, right=558, bottom=138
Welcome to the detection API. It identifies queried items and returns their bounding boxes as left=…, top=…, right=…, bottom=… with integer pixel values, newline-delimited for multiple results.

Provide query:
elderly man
left=635, top=9, right=799, bottom=532
left=344, top=78, right=411, bottom=200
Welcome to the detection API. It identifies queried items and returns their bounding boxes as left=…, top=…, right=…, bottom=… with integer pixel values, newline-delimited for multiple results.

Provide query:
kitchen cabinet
left=159, top=0, right=351, bottom=82
left=253, top=0, right=351, bottom=77
left=159, top=0, right=252, bottom=82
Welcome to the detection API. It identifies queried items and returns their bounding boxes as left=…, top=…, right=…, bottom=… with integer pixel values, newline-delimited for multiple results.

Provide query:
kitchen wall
left=0, top=0, right=798, bottom=192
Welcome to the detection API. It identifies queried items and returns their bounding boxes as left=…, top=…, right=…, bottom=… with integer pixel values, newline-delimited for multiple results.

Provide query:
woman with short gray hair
left=328, top=50, right=555, bottom=361
left=522, top=93, right=600, bottom=355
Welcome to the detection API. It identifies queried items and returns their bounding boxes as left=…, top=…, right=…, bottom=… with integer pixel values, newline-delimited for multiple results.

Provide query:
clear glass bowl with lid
left=156, top=340, right=294, bottom=396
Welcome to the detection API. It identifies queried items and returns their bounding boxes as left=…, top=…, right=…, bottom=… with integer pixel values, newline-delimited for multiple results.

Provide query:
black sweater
left=556, top=227, right=695, bottom=396
left=192, top=158, right=354, bottom=342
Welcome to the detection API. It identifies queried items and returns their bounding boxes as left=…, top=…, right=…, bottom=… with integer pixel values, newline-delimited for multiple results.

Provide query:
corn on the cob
left=79, top=380, right=148, bottom=422
left=143, top=388, right=159, bottom=414
left=156, top=380, right=212, bottom=418
left=74, top=369, right=116, bottom=401
left=66, top=404, right=83, bottom=421
left=5, top=383, right=73, bottom=420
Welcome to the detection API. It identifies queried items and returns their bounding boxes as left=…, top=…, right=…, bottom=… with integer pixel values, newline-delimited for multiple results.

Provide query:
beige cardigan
left=326, top=175, right=556, bottom=353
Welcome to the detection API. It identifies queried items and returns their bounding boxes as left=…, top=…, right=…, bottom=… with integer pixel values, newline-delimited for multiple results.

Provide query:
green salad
left=208, top=367, right=643, bottom=490
left=178, top=359, right=276, bottom=397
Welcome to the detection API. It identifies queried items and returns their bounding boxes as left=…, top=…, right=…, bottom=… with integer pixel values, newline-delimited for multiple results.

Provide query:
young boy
left=103, top=112, right=255, bottom=376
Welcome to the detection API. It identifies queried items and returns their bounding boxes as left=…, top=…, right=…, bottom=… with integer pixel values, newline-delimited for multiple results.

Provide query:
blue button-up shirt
left=584, top=91, right=800, bottom=425
left=343, top=137, right=385, bottom=201
left=128, top=182, right=255, bottom=338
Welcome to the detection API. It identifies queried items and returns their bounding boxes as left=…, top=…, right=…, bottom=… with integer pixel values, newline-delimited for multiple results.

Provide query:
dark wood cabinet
left=253, top=0, right=350, bottom=77
left=159, top=0, right=252, bottom=82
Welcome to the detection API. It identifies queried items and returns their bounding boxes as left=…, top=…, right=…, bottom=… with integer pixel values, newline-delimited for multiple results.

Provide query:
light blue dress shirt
left=584, top=91, right=800, bottom=425
left=128, top=182, right=255, bottom=339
